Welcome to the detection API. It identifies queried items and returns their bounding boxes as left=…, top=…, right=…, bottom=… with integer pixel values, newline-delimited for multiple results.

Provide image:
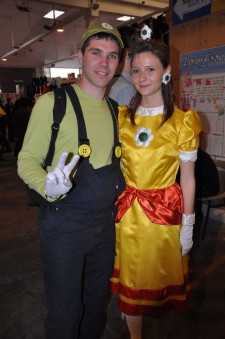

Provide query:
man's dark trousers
left=39, top=205, right=115, bottom=339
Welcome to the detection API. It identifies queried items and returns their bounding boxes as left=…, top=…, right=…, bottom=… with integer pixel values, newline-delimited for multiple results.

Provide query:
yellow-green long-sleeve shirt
left=18, top=84, right=115, bottom=201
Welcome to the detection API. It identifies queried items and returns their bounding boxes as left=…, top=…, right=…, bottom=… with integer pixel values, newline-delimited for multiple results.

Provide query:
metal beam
left=1, top=0, right=169, bottom=65
left=1, top=9, right=85, bottom=59
left=37, top=0, right=168, bottom=17
left=119, top=0, right=168, bottom=9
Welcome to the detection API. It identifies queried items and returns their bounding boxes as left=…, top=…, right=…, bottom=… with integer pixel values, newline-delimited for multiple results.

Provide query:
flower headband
left=140, top=25, right=152, bottom=40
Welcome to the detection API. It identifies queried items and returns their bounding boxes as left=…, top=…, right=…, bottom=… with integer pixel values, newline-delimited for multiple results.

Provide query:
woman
left=110, top=27, right=202, bottom=338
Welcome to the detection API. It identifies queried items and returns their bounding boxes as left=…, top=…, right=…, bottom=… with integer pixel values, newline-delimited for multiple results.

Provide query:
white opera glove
left=180, top=213, right=195, bottom=256
left=45, top=152, right=80, bottom=197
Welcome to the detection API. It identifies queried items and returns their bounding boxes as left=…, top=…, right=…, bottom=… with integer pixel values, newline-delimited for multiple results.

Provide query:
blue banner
left=180, top=45, right=225, bottom=77
left=173, top=0, right=211, bottom=25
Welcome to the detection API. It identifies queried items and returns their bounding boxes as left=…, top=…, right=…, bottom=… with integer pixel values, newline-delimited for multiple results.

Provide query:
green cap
left=81, top=22, right=124, bottom=49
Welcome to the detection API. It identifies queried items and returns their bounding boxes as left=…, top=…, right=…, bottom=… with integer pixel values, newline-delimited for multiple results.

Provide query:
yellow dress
left=110, top=105, right=202, bottom=317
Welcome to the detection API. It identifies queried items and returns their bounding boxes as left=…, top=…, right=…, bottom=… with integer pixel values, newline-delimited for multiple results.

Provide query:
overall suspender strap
left=105, top=97, right=119, bottom=144
left=44, top=87, right=67, bottom=169
left=64, top=85, right=91, bottom=159
left=64, top=86, right=120, bottom=159
left=64, top=85, right=89, bottom=145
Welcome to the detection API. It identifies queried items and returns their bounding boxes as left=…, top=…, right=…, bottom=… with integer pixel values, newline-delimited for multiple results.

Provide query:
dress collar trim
left=137, top=105, right=164, bottom=116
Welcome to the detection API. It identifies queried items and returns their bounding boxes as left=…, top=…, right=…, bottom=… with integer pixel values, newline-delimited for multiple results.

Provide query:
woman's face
left=131, top=51, right=170, bottom=99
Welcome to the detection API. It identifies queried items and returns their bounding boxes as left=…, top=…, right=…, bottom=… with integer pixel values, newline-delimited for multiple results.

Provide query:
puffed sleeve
left=178, top=109, right=202, bottom=151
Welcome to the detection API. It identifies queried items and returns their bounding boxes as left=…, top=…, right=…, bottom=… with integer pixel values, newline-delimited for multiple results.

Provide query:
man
left=108, top=25, right=137, bottom=105
left=18, top=23, right=124, bottom=339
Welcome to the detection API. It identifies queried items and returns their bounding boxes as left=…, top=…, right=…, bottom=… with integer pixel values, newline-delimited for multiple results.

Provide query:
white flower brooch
left=134, top=127, right=154, bottom=147
left=140, top=25, right=152, bottom=40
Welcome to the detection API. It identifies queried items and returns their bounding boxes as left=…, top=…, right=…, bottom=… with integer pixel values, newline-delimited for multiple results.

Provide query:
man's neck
left=77, top=80, right=106, bottom=100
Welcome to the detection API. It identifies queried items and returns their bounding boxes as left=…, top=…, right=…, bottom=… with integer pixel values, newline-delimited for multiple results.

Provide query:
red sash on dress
left=115, top=182, right=184, bottom=225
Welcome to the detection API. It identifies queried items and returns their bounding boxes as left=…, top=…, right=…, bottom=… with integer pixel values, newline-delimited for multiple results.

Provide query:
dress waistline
left=115, top=182, right=184, bottom=225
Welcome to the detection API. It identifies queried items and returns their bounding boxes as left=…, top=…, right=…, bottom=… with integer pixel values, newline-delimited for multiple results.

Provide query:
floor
left=1, top=148, right=225, bottom=339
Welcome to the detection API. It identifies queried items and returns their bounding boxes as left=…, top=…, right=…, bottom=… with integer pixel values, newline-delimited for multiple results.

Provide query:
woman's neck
left=140, top=95, right=164, bottom=109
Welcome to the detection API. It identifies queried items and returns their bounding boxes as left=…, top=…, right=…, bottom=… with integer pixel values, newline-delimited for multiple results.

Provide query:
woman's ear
left=167, top=65, right=171, bottom=73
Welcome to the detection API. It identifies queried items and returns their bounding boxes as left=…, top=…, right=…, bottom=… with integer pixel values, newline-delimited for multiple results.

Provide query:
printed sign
left=180, top=45, right=225, bottom=158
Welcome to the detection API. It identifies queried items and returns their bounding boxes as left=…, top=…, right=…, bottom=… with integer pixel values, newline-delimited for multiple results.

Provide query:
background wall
left=168, top=1, right=225, bottom=158
left=0, top=68, right=35, bottom=94
left=169, top=3, right=225, bottom=106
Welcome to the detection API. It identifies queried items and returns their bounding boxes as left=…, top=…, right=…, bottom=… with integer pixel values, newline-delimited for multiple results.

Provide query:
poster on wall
left=172, top=0, right=211, bottom=25
left=180, top=45, right=225, bottom=158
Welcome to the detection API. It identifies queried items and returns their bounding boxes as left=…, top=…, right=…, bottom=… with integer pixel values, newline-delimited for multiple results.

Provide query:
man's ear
left=78, top=50, right=83, bottom=67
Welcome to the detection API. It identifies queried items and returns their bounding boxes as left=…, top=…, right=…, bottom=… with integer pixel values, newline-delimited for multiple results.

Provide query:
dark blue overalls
left=38, top=86, right=125, bottom=339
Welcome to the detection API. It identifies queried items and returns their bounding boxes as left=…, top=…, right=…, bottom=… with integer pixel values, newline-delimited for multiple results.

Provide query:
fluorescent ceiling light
left=116, top=16, right=135, bottom=21
left=44, top=10, right=64, bottom=19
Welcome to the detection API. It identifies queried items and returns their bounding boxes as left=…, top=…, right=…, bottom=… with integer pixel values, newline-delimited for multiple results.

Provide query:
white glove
left=180, top=213, right=195, bottom=256
left=45, top=152, right=80, bottom=197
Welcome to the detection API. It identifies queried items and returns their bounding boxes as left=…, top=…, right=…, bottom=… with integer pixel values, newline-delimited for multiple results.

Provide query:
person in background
left=110, top=26, right=202, bottom=339
left=5, top=97, right=15, bottom=142
left=108, top=25, right=137, bottom=105
left=13, top=96, right=33, bottom=156
left=18, top=23, right=125, bottom=339
left=0, top=99, right=11, bottom=152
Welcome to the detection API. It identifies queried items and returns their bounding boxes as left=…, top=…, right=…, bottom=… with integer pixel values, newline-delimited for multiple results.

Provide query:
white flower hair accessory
left=162, top=72, right=171, bottom=85
left=134, top=127, right=154, bottom=147
left=140, top=25, right=152, bottom=40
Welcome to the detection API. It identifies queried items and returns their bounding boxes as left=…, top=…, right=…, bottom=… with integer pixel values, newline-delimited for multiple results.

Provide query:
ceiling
left=0, top=0, right=169, bottom=71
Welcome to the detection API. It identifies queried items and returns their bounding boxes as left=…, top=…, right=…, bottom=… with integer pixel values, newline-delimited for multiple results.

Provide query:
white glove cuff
left=182, top=213, right=195, bottom=225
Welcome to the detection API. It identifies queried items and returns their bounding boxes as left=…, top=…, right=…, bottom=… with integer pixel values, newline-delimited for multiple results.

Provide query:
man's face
left=78, top=38, right=120, bottom=92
